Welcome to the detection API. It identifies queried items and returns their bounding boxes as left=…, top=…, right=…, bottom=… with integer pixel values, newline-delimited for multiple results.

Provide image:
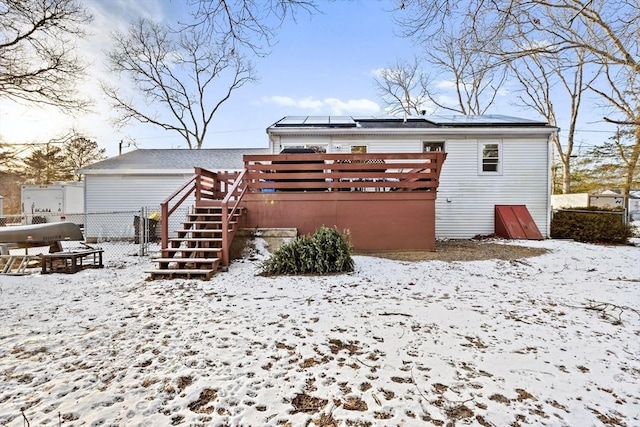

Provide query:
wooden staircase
left=146, top=206, right=245, bottom=280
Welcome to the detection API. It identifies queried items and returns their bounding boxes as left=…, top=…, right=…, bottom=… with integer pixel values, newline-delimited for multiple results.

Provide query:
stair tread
left=170, top=237, right=223, bottom=241
left=146, top=269, right=216, bottom=274
left=182, top=221, right=237, bottom=225
left=161, top=248, right=222, bottom=252
left=149, top=203, right=246, bottom=281
left=177, top=230, right=229, bottom=233
left=187, top=213, right=242, bottom=217
left=185, top=216, right=238, bottom=219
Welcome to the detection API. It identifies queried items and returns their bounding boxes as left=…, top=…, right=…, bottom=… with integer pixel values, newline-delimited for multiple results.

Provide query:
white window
left=281, top=144, right=327, bottom=153
left=350, top=145, right=367, bottom=154
left=423, top=141, right=445, bottom=152
left=479, top=142, right=502, bottom=174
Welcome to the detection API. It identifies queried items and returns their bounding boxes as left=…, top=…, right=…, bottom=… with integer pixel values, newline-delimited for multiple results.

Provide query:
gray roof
left=269, top=115, right=550, bottom=130
left=79, top=148, right=269, bottom=173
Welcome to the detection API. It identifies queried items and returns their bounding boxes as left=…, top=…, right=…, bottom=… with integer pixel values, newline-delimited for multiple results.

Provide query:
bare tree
left=392, top=0, right=469, bottom=39
left=103, top=18, right=256, bottom=149
left=578, top=127, right=640, bottom=194
left=0, top=0, right=92, bottom=111
left=375, top=30, right=506, bottom=116
left=492, top=0, right=639, bottom=75
left=374, top=58, right=431, bottom=116
left=395, top=0, right=639, bottom=75
left=189, top=0, right=317, bottom=54
left=509, top=48, right=595, bottom=194
left=422, top=29, right=506, bottom=115
left=588, top=63, right=640, bottom=199
left=394, top=0, right=639, bottom=194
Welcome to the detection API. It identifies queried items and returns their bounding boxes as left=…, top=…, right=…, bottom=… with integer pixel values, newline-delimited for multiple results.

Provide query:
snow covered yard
left=0, top=238, right=638, bottom=426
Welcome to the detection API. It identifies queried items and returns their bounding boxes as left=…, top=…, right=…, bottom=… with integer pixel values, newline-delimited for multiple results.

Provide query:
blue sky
left=0, top=0, right=618, bottom=158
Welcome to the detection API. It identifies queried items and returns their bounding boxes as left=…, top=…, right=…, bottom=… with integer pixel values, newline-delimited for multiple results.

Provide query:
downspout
left=546, top=129, right=558, bottom=238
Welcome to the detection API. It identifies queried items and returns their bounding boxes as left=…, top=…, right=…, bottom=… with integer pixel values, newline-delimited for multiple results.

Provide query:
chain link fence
left=0, top=206, right=192, bottom=259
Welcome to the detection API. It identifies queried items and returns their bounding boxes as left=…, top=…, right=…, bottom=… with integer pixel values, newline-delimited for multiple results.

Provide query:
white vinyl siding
left=274, top=133, right=550, bottom=238
left=85, top=174, right=193, bottom=212
left=436, top=138, right=549, bottom=239
left=84, top=174, right=194, bottom=241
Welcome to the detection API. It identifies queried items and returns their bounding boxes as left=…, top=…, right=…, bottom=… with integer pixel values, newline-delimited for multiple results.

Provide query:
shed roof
left=79, top=148, right=269, bottom=174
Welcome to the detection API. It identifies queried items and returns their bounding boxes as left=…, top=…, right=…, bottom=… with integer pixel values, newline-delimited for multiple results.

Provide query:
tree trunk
left=622, top=125, right=640, bottom=199
left=561, top=158, right=572, bottom=194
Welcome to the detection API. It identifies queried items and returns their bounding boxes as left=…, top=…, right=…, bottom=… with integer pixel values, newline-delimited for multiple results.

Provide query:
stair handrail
left=220, top=168, right=247, bottom=266
left=160, top=173, right=197, bottom=248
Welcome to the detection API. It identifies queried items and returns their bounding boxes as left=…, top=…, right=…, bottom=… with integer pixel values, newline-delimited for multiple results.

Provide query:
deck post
left=221, top=203, right=229, bottom=266
left=160, top=202, right=168, bottom=248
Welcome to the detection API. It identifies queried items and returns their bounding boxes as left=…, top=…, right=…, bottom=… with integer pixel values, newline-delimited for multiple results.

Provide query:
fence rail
left=0, top=208, right=173, bottom=258
left=552, top=208, right=628, bottom=224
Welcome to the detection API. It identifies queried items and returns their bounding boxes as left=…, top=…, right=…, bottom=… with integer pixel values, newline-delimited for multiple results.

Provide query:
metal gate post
left=138, top=207, right=145, bottom=257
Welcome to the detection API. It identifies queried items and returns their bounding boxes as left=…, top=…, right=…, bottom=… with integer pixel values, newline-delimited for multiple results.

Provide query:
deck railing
left=159, top=168, right=243, bottom=250
left=243, top=152, right=446, bottom=193
left=218, top=169, right=247, bottom=265
left=160, top=152, right=447, bottom=263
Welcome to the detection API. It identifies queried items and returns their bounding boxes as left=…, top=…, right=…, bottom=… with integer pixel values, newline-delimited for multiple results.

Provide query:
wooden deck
left=153, top=152, right=447, bottom=279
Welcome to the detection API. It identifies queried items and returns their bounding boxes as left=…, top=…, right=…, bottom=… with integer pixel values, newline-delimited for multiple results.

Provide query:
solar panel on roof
left=304, top=116, right=330, bottom=125
left=277, top=116, right=307, bottom=126
left=273, top=114, right=548, bottom=129
left=426, top=114, right=547, bottom=125
left=328, top=116, right=355, bottom=125
left=350, top=116, right=378, bottom=121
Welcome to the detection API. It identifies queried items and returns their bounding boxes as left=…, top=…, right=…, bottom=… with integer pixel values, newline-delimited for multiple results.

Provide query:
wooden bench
left=40, top=249, right=104, bottom=274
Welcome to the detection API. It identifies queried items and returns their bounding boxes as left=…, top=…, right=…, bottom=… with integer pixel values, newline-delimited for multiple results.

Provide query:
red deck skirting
left=241, top=191, right=437, bottom=251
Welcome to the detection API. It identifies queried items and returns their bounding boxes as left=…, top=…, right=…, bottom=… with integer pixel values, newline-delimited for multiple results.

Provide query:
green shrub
left=550, top=207, right=633, bottom=244
left=259, top=226, right=354, bottom=276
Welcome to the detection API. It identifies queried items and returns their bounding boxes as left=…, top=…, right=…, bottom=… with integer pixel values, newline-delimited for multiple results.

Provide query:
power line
left=126, top=127, right=265, bottom=141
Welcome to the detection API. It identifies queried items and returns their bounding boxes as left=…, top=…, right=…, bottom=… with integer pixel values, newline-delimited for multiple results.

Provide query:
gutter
left=268, top=126, right=559, bottom=139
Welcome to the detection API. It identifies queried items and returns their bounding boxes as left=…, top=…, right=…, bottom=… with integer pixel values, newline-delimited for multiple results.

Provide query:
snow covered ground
left=0, top=237, right=638, bottom=426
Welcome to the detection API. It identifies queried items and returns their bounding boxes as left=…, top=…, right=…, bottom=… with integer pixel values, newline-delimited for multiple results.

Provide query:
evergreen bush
left=550, top=207, right=632, bottom=244
left=259, top=226, right=354, bottom=276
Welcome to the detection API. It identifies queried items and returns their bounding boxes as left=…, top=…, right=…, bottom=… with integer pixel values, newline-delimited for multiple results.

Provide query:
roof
left=269, top=115, right=551, bottom=130
left=79, top=148, right=269, bottom=174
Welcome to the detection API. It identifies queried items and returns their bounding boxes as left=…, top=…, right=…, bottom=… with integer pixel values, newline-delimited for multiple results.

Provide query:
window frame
left=423, top=141, right=445, bottom=152
left=478, top=141, right=502, bottom=175
left=350, top=145, right=368, bottom=154
left=280, top=143, right=327, bottom=153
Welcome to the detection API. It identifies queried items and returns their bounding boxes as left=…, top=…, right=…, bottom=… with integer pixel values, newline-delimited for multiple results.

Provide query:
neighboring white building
left=266, top=115, right=557, bottom=239
left=78, top=148, right=268, bottom=241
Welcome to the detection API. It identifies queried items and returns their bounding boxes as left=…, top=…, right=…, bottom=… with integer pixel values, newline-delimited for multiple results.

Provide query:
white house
left=266, top=115, right=557, bottom=239
left=79, top=115, right=556, bottom=241
left=78, top=148, right=268, bottom=241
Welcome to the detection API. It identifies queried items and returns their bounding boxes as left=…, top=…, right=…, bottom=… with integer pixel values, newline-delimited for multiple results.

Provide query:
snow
left=1, top=237, right=639, bottom=426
